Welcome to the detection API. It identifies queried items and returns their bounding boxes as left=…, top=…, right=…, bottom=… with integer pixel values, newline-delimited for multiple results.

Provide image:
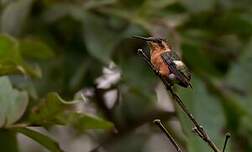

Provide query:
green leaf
left=218, top=37, right=252, bottom=129
left=28, top=92, right=79, bottom=125
left=143, top=0, right=177, bottom=10
left=216, top=12, right=252, bottom=37
left=0, top=34, right=22, bottom=63
left=139, top=0, right=178, bottom=16
left=0, top=76, right=28, bottom=127
left=225, top=38, right=252, bottom=149
left=28, top=92, right=113, bottom=130
left=42, top=3, right=87, bottom=23
left=0, top=130, right=18, bottom=152
left=226, top=38, right=252, bottom=93
left=19, top=38, right=55, bottom=60
left=116, top=55, right=156, bottom=120
left=0, top=34, right=42, bottom=78
left=1, top=0, right=33, bottom=36
left=179, top=0, right=215, bottom=12
left=56, top=112, right=114, bottom=131
left=83, top=0, right=116, bottom=9
left=177, top=77, right=225, bottom=152
left=119, top=56, right=155, bottom=95
left=13, top=127, right=63, bottom=152
left=83, top=13, right=123, bottom=63
left=119, top=0, right=145, bottom=9
left=182, top=41, right=220, bottom=76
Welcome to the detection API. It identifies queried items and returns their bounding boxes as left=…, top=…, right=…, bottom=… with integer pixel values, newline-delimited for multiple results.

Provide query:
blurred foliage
left=0, top=0, right=252, bottom=152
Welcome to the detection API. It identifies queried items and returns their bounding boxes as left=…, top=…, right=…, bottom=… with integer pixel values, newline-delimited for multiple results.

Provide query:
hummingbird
left=134, top=36, right=192, bottom=88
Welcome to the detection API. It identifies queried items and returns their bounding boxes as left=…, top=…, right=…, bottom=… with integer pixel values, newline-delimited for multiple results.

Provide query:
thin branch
left=137, top=49, right=222, bottom=152
left=153, top=119, right=182, bottom=152
left=192, top=126, right=204, bottom=138
left=222, top=133, right=231, bottom=152
left=89, top=110, right=177, bottom=152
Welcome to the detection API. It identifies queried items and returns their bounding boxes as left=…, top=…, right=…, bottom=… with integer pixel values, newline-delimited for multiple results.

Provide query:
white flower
left=95, top=62, right=121, bottom=89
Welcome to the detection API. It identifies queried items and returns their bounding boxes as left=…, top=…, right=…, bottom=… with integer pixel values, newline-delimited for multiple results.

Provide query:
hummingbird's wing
left=161, top=52, right=191, bottom=88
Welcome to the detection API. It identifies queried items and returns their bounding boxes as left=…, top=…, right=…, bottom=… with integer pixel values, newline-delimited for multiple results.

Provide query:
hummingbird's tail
left=189, top=83, right=193, bottom=89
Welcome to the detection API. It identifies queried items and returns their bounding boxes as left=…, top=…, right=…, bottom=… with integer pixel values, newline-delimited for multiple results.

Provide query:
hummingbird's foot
left=154, top=69, right=160, bottom=75
left=168, top=73, right=176, bottom=81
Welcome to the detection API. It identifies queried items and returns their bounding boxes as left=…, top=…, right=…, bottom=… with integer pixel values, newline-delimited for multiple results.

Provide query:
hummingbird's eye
left=155, top=39, right=162, bottom=44
left=156, top=39, right=165, bottom=48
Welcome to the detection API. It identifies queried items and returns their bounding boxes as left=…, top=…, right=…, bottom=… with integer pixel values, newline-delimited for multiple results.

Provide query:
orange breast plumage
left=151, top=51, right=170, bottom=77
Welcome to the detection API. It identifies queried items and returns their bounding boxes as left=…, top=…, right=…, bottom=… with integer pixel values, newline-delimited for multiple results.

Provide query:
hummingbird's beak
left=132, top=35, right=153, bottom=42
left=132, top=36, right=161, bottom=43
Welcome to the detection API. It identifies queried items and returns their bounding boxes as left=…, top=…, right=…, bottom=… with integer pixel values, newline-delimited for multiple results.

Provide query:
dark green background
left=0, top=0, right=252, bottom=152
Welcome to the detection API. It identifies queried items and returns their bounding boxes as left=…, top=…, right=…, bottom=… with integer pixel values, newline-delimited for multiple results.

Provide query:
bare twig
left=89, top=110, right=177, bottom=152
left=222, top=133, right=231, bottom=152
left=153, top=119, right=182, bottom=152
left=137, top=49, right=222, bottom=152
left=192, top=126, right=204, bottom=138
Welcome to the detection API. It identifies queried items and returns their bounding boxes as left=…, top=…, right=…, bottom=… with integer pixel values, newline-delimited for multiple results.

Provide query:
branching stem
left=137, top=49, right=222, bottom=152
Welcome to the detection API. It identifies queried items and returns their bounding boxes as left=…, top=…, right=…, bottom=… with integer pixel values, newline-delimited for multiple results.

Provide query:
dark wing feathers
left=161, top=52, right=191, bottom=88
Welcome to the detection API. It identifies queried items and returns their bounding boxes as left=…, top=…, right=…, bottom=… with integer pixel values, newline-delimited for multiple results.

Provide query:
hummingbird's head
left=133, top=36, right=171, bottom=53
